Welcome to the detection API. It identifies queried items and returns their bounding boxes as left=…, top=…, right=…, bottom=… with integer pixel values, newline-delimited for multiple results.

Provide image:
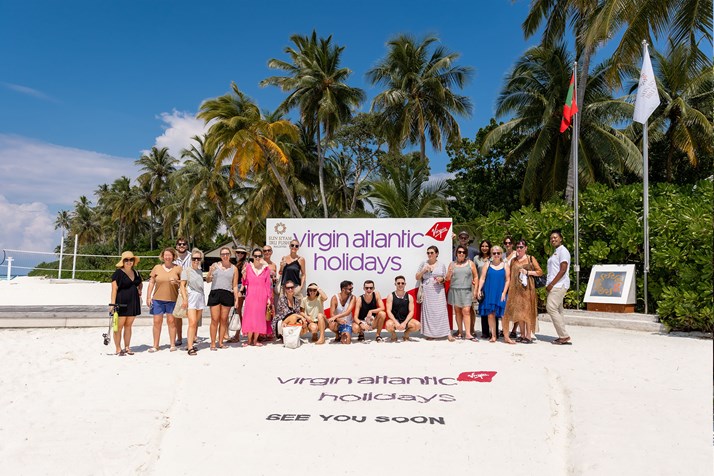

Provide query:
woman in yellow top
left=146, top=247, right=183, bottom=352
left=300, top=283, right=328, bottom=344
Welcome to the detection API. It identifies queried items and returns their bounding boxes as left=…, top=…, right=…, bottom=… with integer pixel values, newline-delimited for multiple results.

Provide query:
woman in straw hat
left=110, top=251, right=143, bottom=356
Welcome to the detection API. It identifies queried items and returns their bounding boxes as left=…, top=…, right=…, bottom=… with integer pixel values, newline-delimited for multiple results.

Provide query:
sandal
left=188, top=348, right=197, bottom=356
left=210, top=346, right=217, bottom=351
left=170, top=346, right=177, bottom=352
left=124, top=348, right=134, bottom=355
left=357, top=333, right=365, bottom=342
left=148, top=347, right=158, bottom=353
left=375, top=336, right=384, bottom=343
left=552, top=338, right=572, bottom=345
left=226, top=336, right=240, bottom=344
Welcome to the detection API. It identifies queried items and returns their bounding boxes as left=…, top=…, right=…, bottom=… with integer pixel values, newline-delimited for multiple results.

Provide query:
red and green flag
left=560, top=72, right=578, bottom=133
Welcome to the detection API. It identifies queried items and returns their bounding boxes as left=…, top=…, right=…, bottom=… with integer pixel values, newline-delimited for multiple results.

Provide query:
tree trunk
left=316, top=124, right=329, bottom=218
left=564, top=43, right=592, bottom=205
left=215, top=201, right=239, bottom=247
left=267, top=161, right=303, bottom=218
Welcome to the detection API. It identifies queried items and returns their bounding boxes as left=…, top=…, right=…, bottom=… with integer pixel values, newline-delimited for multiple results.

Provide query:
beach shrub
left=465, top=179, right=713, bottom=332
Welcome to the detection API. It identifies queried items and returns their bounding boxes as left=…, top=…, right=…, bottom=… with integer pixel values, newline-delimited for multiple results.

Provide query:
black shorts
left=207, top=289, right=234, bottom=307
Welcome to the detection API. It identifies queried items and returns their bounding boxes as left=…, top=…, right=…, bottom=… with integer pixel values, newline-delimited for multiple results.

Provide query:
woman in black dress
left=279, top=239, right=306, bottom=298
left=110, top=251, right=143, bottom=356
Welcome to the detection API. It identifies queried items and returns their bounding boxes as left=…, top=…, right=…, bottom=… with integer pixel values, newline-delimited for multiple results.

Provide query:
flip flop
left=148, top=347, right=158, bottom=353
left=170, top=346, right=177, bottom=352
left=552, top=339, right=572, bottom=345
left=469, top=337, right=479, bottom=342
left=124, top=348, right=134, bottom=355
left=375, top=336, right=384, bottom=343
left=210, top=347, right=217, bottom=351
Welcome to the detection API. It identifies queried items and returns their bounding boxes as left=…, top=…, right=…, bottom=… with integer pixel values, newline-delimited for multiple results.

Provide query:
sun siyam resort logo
left=425, top=221, right=452, bottom=241
left=274, top=222, right=287, bottom=235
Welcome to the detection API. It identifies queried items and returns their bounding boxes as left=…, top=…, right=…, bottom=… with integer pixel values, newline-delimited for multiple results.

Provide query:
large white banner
left=266, top=218, right=453, bottom=305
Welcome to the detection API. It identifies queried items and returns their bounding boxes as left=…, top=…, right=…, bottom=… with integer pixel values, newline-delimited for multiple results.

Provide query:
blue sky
left=1, top=0, right=542, bottom=254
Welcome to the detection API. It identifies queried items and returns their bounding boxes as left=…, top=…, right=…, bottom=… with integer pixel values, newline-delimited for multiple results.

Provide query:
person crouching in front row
left=300, top=283, right=328, bottom=344
left=327, top=280, right=358, bottom=344
left=385, top=275, right=421, bottom=342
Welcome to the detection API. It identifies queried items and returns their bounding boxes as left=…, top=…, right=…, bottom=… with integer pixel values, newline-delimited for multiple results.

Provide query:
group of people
left=108, top=231, right=573, bottom=356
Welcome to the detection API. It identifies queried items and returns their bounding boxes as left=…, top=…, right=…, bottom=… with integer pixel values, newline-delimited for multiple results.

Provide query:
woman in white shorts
left=180, top=248, right=206, bottom=355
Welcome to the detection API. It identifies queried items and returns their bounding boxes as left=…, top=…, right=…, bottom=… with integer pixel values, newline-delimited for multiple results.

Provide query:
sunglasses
left=364, top=286, right=374, bottom=290
left=253, top=254, right=262, bottom=258
left=262, top=249, right=272, bottom=252
left=290, top=244, right=299, bottom=249
left=123, top=258, right=134, bottom=262
left=307, top=288, right=318, bottom=293
left=504, top=242, right=512, bottom=246
left=345, top=287, right=353, bottom=292
left=177, top=243, right=187, bottom=246
left=285, top=286, right=295, bottom=290
left=191, top=257, right=202, bottom=261
left=396, top=282, right=406, bottom=285
left=456, top=250, right=466, bottom=255
left=492, top=252, right=502, bottom=255
left=516, top=245, right=525, bottom=249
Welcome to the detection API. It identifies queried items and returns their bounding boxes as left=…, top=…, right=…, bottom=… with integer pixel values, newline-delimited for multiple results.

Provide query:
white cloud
left=0, top=134, right=136, bottom=207
left=0, top=195, right=57, bottom=252
left=1, top=82, right=58, bottom=103
left=150, top=110, right=209, bottom=161
left=428, top=171, right=455, bottom=185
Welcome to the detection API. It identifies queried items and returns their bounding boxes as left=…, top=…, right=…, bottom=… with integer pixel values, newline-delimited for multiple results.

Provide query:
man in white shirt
left=546, top=230, right=572, bottom=345
left=173, top=237, right=191, bottom=346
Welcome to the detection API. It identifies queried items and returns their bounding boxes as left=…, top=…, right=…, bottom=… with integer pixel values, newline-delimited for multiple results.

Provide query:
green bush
left=464, top=179, right=713, bottom=332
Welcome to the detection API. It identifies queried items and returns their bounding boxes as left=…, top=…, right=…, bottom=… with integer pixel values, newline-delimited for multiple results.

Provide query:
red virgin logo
left=457, top=371, right=497, bottom=383
left=425, top=222, right=451, bottom=241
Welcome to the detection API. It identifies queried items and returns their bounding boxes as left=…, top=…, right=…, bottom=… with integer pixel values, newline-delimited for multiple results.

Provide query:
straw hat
left=233, top=246, right=247, bottom=254
left=115, top=251, right=140, bottom=268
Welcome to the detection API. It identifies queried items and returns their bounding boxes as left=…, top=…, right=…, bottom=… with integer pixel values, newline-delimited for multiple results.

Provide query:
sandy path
left=0, top=323, right=710, bottom=475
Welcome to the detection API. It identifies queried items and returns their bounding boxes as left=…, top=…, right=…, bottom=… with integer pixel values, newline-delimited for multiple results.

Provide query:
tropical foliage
left=47, top=17, right=711, bottom=324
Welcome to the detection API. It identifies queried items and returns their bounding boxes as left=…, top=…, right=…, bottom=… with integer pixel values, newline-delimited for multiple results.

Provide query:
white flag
left=633, top=44, right=661, bottom=124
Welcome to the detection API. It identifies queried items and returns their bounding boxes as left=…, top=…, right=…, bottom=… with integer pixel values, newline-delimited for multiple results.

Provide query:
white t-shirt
left=174, top=252, right=191, bottom=269
left=546, top=245, right=571, bottom=289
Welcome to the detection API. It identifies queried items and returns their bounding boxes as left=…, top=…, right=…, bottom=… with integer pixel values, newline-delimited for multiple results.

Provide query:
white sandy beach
left=0, top=320, right=711, bottom=476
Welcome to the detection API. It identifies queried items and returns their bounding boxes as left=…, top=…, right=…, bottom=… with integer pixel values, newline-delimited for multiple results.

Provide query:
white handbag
left=228, top=308, right=241, bottom=332
left=282, top=325, right=302, bottom=349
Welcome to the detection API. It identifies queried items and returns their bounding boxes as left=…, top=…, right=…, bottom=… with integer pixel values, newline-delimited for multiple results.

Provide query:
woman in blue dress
left=476, top=245, right=510, bottom=342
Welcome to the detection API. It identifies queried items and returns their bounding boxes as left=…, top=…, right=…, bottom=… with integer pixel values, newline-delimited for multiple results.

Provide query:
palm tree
left=521, top=0, right=611, bottom=203
left=198, top=83, right=303, bottom=218
left=482, top=44, right=641, bottom=205
left=367, top=34, right=473, bottom=163
left=368, top=153, right=448, bottom=218
left=135, top=146, right=177, bottom=240
left=102, top=176, right=138, bottom=250
left=178, top=135, right=240, bottom=245
left=261, top=31, right=365, bottom=218
left=634, top=40, right=714, bottom=181
left=590, top=0, right=712, bottom=81
left=70, top=196, right=101, bottom=245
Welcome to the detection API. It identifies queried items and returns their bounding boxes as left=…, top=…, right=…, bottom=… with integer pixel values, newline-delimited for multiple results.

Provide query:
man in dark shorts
left=173, top=237, right=191, bottom=346
left=385, top=275, right=421, bottom=342
left=328, top=280, right=358, bottom=344
left=353, top=280, right=387, bottom=342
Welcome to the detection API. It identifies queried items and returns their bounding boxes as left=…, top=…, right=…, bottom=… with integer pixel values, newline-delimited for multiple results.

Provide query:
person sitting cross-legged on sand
left=275, top=280, right=306, bottom=338
left=300, top=283, right=328, bottom=344
left=353, top=279, right=387, bottom=342
left=385, top=275, right=421, bottom=342
left=327, top=280, right=358, bottom=344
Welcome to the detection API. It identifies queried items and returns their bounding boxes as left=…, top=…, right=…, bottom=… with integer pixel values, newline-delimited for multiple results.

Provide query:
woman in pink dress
left=241, top=248, right=273, bottom=347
